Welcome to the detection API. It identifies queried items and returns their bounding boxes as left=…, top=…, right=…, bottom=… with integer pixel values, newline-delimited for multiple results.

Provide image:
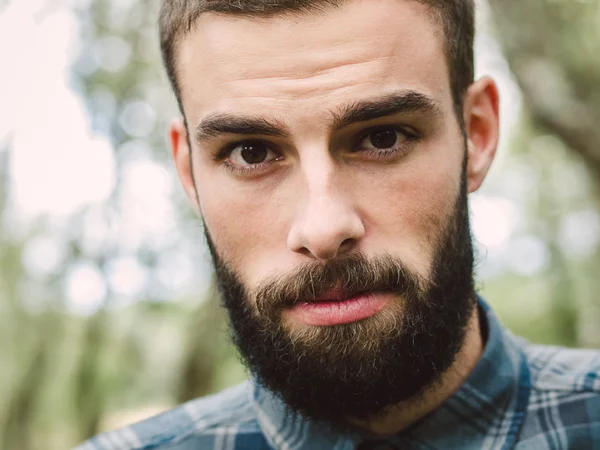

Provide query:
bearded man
left=78, top=0, right=600, bottom=449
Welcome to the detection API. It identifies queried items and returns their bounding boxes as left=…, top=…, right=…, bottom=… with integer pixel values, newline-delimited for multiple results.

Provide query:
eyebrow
left=330, top=90, right=443, bottom=130
left=194, top=90, right=443, bottom=144
left=195, top=114, right=290, bottom=143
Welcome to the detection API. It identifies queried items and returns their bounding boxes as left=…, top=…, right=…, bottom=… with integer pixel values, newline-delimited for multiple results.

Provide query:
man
left=78, top=0, right=600, bottom=449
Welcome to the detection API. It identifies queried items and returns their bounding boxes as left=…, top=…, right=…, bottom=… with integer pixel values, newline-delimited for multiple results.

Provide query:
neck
left=352, top=305, right=484, bottom=435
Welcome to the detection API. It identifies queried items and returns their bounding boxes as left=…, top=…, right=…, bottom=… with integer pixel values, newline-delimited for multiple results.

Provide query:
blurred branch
left=534, top=113, right=600, bottom=181
left=488, top=0, right=600, bottom=179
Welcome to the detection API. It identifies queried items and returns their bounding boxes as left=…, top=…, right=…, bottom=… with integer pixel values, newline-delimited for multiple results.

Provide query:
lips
left=285, top=291, right=391, bottom=326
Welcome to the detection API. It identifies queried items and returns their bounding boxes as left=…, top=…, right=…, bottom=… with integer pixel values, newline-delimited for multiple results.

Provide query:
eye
left=359, top=127, right=409, bottom=151
left=227, top=140, right=280, bottom=166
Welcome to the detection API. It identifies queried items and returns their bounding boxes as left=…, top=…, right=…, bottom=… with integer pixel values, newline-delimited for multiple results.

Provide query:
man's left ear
left=463, top=77, right=500, bottom=193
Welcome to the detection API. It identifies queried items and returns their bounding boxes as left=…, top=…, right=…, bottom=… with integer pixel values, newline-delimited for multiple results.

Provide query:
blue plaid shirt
left=77, top=300, right=600, bottom=449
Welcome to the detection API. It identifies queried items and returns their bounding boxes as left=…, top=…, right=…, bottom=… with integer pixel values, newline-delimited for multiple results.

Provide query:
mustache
left=252, top=252, right=425, bottom=314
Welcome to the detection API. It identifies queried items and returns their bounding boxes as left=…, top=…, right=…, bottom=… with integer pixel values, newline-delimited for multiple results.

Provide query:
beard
left=204, top=164, right=476, bottom=429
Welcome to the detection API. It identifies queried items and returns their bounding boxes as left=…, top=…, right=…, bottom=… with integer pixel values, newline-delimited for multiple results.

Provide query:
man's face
left=178, top=0, right=465, bottom=299
left=171, top=0, right=497, bottom=425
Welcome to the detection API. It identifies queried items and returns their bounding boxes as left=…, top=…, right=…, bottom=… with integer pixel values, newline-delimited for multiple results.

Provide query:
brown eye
left=353, top=126, right=419, bottom=160
left=364, top=128, right=404, bottom=149
left=228, top=141, right=279, bottom=166
left=241, top=142, right=268, bottom=163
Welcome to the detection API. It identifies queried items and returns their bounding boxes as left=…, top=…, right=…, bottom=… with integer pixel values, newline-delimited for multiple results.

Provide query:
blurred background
left=1, top=0, right=599, bottom=448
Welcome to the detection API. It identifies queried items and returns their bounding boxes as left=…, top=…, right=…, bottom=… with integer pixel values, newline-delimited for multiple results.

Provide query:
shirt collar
left=250, top=298, right=531, bottom=450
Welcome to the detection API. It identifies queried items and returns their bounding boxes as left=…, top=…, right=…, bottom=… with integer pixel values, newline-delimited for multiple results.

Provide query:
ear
left=463, top=77, right=500, bottom=193
left=170, top=118, right=201, bottom=214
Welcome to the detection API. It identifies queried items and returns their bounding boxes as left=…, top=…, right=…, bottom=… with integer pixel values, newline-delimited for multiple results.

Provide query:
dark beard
left=204, top=166, right=475, bottom=429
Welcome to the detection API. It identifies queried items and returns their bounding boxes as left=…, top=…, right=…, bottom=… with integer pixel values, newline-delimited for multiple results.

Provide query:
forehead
left=176, top=0, right=450, bottom=123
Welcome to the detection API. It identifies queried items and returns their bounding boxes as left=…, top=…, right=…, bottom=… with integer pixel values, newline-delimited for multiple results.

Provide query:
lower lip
left=285, top=293, right=391, bottom=326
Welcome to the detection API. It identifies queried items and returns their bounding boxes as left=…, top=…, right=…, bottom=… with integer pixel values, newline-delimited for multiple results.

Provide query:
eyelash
left=222, top=159, right=277, bottom=175
left=213, top=141, right=281, bottom=175
left=354, top=126, right=420, bottom=160
left=214, top=125, right=421, bottom=175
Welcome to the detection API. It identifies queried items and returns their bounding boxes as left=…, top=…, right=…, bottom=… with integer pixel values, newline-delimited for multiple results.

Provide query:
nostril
left=297, top=246, right=313, bottom=257
left=338, top=238, right=357, bottom=254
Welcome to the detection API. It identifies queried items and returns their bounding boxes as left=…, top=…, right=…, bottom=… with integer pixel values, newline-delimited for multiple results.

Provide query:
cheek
left=359, top=148, right=462, bottom=277
left=197, top=172, right=292, bottom=282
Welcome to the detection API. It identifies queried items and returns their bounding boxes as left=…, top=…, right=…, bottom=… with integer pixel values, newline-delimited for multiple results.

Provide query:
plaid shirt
left=77, top=300, right=600, bottom=450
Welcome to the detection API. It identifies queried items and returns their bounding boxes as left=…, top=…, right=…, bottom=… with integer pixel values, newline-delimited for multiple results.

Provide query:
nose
left=286, top=166, right=365, bottom=261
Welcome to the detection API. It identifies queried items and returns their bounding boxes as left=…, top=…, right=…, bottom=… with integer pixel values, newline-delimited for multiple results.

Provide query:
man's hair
left=159, top=0, right=475, bottom=116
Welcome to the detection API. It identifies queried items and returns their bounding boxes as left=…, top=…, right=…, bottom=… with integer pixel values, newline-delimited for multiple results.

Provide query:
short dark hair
left=159, top=0, right=475, bottom=116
